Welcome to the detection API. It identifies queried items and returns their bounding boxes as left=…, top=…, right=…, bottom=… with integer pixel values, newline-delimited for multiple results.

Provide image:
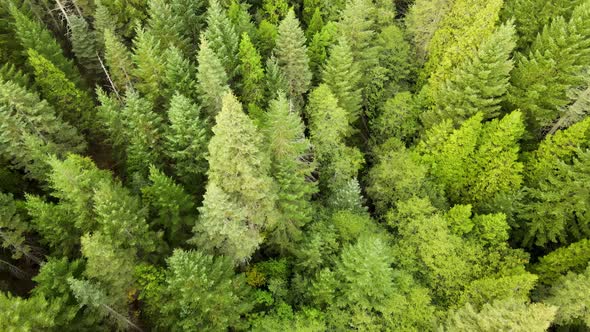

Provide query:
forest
left=0, top=0, right=589, bottom=330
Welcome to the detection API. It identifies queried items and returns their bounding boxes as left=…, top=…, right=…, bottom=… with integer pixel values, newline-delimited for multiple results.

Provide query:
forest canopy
left=1, top=0, right=590, bottom=330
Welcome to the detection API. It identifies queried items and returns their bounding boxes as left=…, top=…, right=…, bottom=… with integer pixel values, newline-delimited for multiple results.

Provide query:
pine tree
left=27, top=49, right=95, bottom=132
left=191, top=92, right=277, bottom=263
left=157, top=249, right=253, bottom=331
left=275, top=9, right=312, bottom=101
left=322, top=37, right=362, bottom=125
left=169, top=0, right=207, bottom=56
left=264, top=55, right=288, bottom=104
left=305, top=8, right=323, bottom=41
left=228, top=0, right=257, bottom=40
left=9, top=4, right=82, bottom=86
left=103, top=28, right=133, bottom=92
left=421, top=0, right=503, bottom=89
left=204, top=0, right=240, bottom=81
left=162, top=46, right=198, bottom=101
left=405, top=0, right=454, bottom=64
left=423, top=23, right=516, bottom=127
left=164, top=93, right=208, bottom=185
left=196, top=37, right=230, bottom=119
left=262, top=93, right=316, bottom=253
left=238, top=33, right=265, bottom=107
left=307, top=21, right=338, bottom=82
left=146, top=0, right=189, bottom=52
left=142, top=166, right=195, bottom=245
left=68, top=16, right=101, bottom=81
left=508, top=1, right=590, bottom=133
left=131, top=27, right=165, bottom=104
left=0, top=80, right=86, bottom=181
left=305, top=84, right=363, bottom=195
left=120, top=90, right=165, bottom=178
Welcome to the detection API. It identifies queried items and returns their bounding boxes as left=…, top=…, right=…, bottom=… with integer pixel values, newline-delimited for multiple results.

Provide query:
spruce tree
left=508, top=1, right=590, bottom=133
left=68, top=16, right=101, bottom=81
left=238, top=33, right=265, bottom=107
left=103, top=29, right=133, bottom=92
left=0, top=80, right=86, bottom=181
left=146, top=0, right=189, bottom=52
left=164, top=93, right=208, bottom=185
left=169, top=0, right=207, bottom=56
left=27, top=49, right=95, bottom=132
left=322, top=37, right=362, bottom=125
left=9, top=4, right=82, bottom=86
left=204, top=0, right=240, bottom=81
left=262, top=93, right=316, bottom=253
left=423, top=23, right=517, bottom=127
left=162, top=46, right=198, bottom=102
left=131, top=27, right=165, bottom=104
left=307, top=21, right=337, bottom=82
left=191, top=92, right=277, bottom=263
left=275, top=9, right=312, bottom=101
left=196, top=37, right=230, bottom=119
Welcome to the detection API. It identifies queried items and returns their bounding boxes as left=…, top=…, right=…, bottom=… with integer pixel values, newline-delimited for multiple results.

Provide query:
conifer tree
left=0, top=80, right=86, bottom=181
left=120, top=90, right=165, bottom=178
left=191, top=92, right=277, bottom=263
left=169, top=0, right=207, bottom=56
left=96, top=88, right=126, bottom=149
left=0, top=192, right=36, bottom=263
left=305, top=8, right=323, bottom=41
left=264, top=56, right=288, bottom=103
left=545, top=264, right=590, bottom=328
left=275, top=10, right=312, bottom=101
left=146, top=0, right=189, bottom=52
left=157, top=249, right=253, bottom=330
left=196, top=37, right=230, bottom=119
left=322, top=38, right=362, bottom=125
left=256, top=19, right=278, bottom=58
left=262, top=93, right=316, bottom=253
left=421, top=0, right=503, bottom=89
left=228, top=0, right=257, bottom=40
left=307, top=21, right=337, bottom=82
left=131, top=27, right=165, bottom=103
left=27, top=49, right=95, bottom=132
left=204, top=0, right=240, bottom=80
left=164, top=93, right=208, bottom=185
left=9, top=4, right=82, bottom=86
left=68, top=16, right=101, bottom=81
left=508, top=1, right=590, bottom=133
left=162, top=46, right=198, bottom=101
left=238, top=33, right=265, bottom=107
left=103, top=29, right=133, bottom=92
left=423, top=23, right=516, bottom=127
left=405, top=0, right=453, bottom=64
left=305, top=84, right=363, bottom=195
left=533, top=239, right=590, bottom=285
left=0, top=292, right=57, bottom=330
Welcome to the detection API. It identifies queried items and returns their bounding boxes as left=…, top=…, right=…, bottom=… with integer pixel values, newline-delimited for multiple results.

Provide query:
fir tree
left=0, top=80, right=86, bottom=181
left=146, top=0, right=189, bottom=52
left=103, top=29, right=133, bottom=92
left=0, top=192, right=35, bottom=263
left=196, top=37, right=230, bottom=119
left=162, top=46, right=198, bottom=101
left=0, top=292, right=57, bottom=330
left=533, top=239, right=590, bottom=285
left=307, top=21, right=338, bottom=82
left=68, top=16, right=101, bottom=81
left=275, top=9, right=312, bottom=101
left=204, top=0, right=240, bottom=81
left=262, top=93, right=316, bottom=253
left=404, top=0, right=453, bottom=64
left=191, top=92, right=277, bottom=263
left=169, top=0, right=207, bottom=56
left=545, top=264, right=590, bottom=327
left=131, top=27, right=165, bottom=104
left=238, top=33, right=265, bottom=107
left=322, top=37, right=362, bottom=125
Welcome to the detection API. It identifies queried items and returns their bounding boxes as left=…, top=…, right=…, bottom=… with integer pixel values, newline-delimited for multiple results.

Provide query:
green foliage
left=103, top=29, right=133, bottom=92
left=132, top=27, right=165, bottom=103
left=443, top=299, right=557, bottom=331
left=0, top=80, right=86, bottom=180
left=405, top=0, right=454, bottom=63
left=191, top=92, right=277, bottom=263
left=508, top=1, right=590, bottom=133
left=68, top=16, right=101, bottom=80
left=307, top=22, right=337, bottom=81
left=146, top=0, right=190, bottom=53
left=370, top=92, right=420, bottom=146
left=545, top=264, right=590, bottom=327
left=27, top=49, right=95, bottom=132
left=0, top=292, right=57, bottom=331
left=533, top=239, right=590, bottom=285
left=196, top=37, right=230, bottom=119
left=156, top=249, right=253, bottom=331
left=275, top=10, right=312, bottom=101
left=262, top=93, right=316, bottom=253
left=204, top=0, right=240, bottom=80
left=164, top=93, right=208, bottom=184
left=0, top=192, right=32, bottom=261
left=238, top=33, right=265, bottom=107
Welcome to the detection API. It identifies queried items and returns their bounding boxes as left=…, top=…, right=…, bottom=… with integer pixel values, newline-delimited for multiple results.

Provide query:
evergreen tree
left=421, top=0, right=503, bottom=89
left=162, top=46, right=198, bottom=101
left=423, top=23, right=516, bottom=128
left=68, top=16, right=101, bottom=81
left=156, top=249, right=253, bottom=331
left=169, top=0, right=207, bottom=56
left=131, top=27, right=165, bottom=104
left=196, top=37, right=230, bottom=119
left=228, top=0, right=257, bottom=40
left=27, top=49, right=95, bottom=132
left=508, top=1, right=590, bottom=133
left=405, top=0, right=454, bottom=64
left=307, top=21, right=337, bottom=82
left=322, top=37, right=362, bottom=125
left=191, top=92, right=277, bottom=263
left=0, top=292, right=57, bottom=331
left=164, top=93, right=208, bottom=185
left=9, top=4, right=82, bottom=86
left=262, top=93, right=316, bottom=253
left=275, top=9, right=312, bottom=101
left=0, top=80, right=86, bottom=181
left=533, top=239, right=590, bottom=285
left=238, top=33, right=265, bottom=107
left=545, top=264, right=590, bottom=328
left=204, top=0, right=240, bottom=80
left=0, top=192, right=35, bottom=263
left=103, top=28, right=133, bottom=92
left=146, top=0, right=189, bottom=52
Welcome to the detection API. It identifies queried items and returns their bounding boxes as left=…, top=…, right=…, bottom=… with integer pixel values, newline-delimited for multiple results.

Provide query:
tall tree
left=544, top=264, right=590, bottom=328
left=131, top=27, right=165, bottom=104
left=262, top=93, right=316, bottom=253
left=204, top=0, right=240, bottom=80
left=238, top=33, right=265, bottom=107
left=405, top=0, right=454, bottom=64
left=103, top=28, right=133, bottom=92
left=196, top=37, right=230, bottom=119
left=275, top=9, right=312, bottom=102
left=68, top=16, right=102, bottom=81
left=191, top=92, right=277, bottom=263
